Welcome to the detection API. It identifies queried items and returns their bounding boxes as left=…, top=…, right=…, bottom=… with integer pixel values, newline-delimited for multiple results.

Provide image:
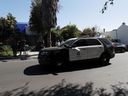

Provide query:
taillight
left=112, top=43, right=116, bottom=48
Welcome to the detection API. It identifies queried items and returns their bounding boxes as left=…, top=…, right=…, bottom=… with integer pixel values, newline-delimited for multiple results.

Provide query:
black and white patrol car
left=38, top=37, right=115, bottom=68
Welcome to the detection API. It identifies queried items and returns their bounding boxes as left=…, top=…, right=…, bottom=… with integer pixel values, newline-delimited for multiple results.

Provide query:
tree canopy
left=0, top=13, right=17, bottom=43
left=29, top=0, right=59, bottom=47
left=60, top=24, right=81, bottom=41
left=81, top=27, right=97, bottom=37
left=29, top=0, right=42, bottom=34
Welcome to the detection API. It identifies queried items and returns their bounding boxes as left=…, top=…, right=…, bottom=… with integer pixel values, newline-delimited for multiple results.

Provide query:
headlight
left=40, top=51, right=48, bottom=55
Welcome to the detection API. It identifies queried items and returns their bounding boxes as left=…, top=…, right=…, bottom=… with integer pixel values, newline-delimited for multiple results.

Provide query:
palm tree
left=42, top=0, right=59, bottom=47
left=60, top=24, right=81, bottom=41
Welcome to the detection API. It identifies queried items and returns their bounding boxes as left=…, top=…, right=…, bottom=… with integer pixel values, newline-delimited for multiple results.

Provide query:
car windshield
left=59, top=38, right=77, bottom=47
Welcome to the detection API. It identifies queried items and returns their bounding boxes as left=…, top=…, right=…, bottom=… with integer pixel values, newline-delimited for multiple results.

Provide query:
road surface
left=0, top=52, right=128, bottom=92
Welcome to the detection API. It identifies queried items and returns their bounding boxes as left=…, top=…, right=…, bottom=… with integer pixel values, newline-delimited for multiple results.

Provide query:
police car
left=38, top=37, right=115, bottom=68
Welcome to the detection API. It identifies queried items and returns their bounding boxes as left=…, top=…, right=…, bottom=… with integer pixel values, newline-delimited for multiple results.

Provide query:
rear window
left=99, top=38, right=112, bottom=45
left=86, top=39, right=101, bottom=46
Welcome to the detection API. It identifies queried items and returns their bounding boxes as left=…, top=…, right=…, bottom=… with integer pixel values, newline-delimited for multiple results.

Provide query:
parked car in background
left=38, top=37, right=115, bottom=68
left=112, top=42, right=127, bottom=53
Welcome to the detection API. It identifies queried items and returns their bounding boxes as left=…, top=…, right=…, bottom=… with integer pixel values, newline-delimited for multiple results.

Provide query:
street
left=0, top=52, right=128, bottom=92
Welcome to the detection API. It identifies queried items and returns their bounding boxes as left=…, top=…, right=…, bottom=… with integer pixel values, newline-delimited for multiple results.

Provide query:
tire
left=100, top=54, right=110, bottom=65
left=121, top=48, right=125, bottom=53
left=55, top=60, right=67, bottom=68
left=38, top=60, right=49, bottom=70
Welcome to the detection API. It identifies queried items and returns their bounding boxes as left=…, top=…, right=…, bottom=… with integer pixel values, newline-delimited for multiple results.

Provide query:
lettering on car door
left=69, top=39, right=88, bottom=61
left=86, top=39, right=104, bottom=59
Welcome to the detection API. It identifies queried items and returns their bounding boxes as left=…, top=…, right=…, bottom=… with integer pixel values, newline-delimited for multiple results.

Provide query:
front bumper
left=38, top=54, right=52, bottom=66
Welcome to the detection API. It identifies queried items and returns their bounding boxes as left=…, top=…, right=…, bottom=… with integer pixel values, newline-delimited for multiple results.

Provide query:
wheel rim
left=101, top=55, right=109, bottom=64
left=103, top=57, right=107, bottom=62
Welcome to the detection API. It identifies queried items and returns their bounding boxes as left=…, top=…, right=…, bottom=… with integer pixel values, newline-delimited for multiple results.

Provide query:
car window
left=72, top=39, right=87, bottom=47
left=99, top=38, right=112, bottom=45
left=86, top=39, right=101, bottom=46
left=59, top=38, right=77, bottom=47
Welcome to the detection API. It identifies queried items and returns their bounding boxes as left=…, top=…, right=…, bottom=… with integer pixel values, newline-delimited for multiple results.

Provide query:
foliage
left=0, top=45, right=13, bottom=57
left=51, top=26, right=62, bottom=46
left=29, top=0, right=43, bottom=34
left=29, top=0, right=59, bottom=47
left=81, top=27, right=97, bottom=37
left=0, top=13, right=17, bottom=43
left=101, top=0, right=114, bottom=13
left=41, top=0, right=59, bottom=47
left=60, top=24, right=81, bottom=41
left=105, top=35, right=113, bottom=40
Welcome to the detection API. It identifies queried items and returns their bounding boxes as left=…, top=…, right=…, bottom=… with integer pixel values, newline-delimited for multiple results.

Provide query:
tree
left=6, top=13, right=17, bottom=34
left=81, top=27, right=96, bottom=37
left=51, top=26, right=62, bottom=46
left=29, top=0, right=43, bottom=40
left=29, top=0, right=59, bottom=47
left=0, top=13, right=17, bottom=43
left=41, top=0, right=59, bottom=47
left=60, top=24, right=81, bottom=41
left=0, top=17, right=5, bottom=42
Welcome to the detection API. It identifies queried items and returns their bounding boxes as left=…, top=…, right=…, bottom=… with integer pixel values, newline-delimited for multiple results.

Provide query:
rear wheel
left=100, top=54, right=110, bottom=65
left=121, top=48, right=125, bottom=53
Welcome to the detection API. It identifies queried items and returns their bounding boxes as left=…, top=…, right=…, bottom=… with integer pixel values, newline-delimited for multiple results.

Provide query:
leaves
left=29, top=0, right=59, bottom=47
left=101, top=0, right=114, bottom=13
left=81, top=27, right=97, bottom=37
left=0, top=13, right=17, bottom=42
left=60, top=24, right=81, bottom=41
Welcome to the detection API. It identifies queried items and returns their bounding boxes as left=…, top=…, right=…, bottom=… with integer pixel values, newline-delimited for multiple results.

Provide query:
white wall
left=117, top=24, right=128, bottom=44
left=105, top=23, right=128, bottom=44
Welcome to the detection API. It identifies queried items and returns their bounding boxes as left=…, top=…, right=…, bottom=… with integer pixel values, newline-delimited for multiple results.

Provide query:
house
left=105, top=22, right=128, bottom=45
left=16, top=22, right=27, bottom=33
left=16, top=22, right=38, bottom=45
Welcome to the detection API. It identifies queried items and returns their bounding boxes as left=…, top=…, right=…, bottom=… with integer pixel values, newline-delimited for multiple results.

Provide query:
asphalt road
left=0, top=52, right=128, bottom=92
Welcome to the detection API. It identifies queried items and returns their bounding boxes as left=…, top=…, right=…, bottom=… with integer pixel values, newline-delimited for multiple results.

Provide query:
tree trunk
left=47, top=28, right=52, bottom=47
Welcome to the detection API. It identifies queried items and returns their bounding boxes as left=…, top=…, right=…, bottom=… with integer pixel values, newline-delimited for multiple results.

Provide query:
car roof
left=66, top=37, right=108, bottom=41
left=74, top=37, right=105, bottom=40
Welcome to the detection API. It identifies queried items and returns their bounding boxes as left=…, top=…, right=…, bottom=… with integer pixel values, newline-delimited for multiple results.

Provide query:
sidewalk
left=18, top=51, right=39, bottom=59
left=0, top=51, right=39, bottom=60
left=27, top=51, right=39, bottom=59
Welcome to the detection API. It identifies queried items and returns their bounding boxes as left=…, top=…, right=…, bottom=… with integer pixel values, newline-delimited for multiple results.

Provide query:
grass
left=0, top=80, right=128, bottom=96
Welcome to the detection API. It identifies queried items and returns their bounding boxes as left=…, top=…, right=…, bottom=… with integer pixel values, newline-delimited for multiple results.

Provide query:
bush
left=0, top=45, right=13, bottom=57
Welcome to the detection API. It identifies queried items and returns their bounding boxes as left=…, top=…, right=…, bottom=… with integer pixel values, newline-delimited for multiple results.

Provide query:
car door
left=69, top=39, right=88, bottom=61
left=86, top=39, right=104, bottom=59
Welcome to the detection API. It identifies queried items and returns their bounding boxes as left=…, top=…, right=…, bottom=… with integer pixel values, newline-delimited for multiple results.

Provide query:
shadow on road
left=24, top=61, right=111, bottom=76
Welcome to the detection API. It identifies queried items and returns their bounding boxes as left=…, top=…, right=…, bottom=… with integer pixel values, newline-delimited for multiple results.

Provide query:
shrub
left=0, top=45, right=13, bottom=57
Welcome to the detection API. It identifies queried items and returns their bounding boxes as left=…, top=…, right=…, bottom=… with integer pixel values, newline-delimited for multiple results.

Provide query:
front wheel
left=99, top=54, right=110, bottom=65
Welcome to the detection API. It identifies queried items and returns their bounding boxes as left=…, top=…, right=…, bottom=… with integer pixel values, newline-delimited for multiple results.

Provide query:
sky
left=0, top=0, right=128, bottom=31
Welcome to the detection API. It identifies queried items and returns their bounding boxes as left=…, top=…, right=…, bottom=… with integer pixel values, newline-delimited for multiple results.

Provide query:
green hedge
left=0, top=45, right=13, bottom=57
